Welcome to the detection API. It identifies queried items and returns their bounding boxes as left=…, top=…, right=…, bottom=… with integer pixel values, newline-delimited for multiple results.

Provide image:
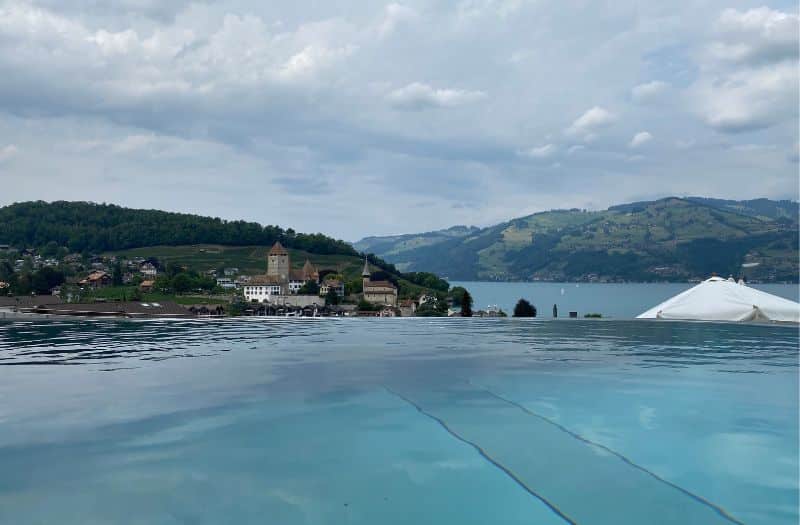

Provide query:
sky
left=0, top=0, right=797, bottom=240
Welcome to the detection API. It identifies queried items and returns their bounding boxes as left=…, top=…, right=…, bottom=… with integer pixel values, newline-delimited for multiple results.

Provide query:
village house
left=139, top=280, right=155, bottom=293
left=140, top=262, right=158, bottom=278
left=361, top=259, right=398, bottom=307
left=320, top=278, right=345, bottom=298
left=216, top=277, right=237, bottom=290
left=288, top=259, right=320, bottom=294
left=79, top=270, right=112, bottom=289
left=398, top=299, right=416, bottom=317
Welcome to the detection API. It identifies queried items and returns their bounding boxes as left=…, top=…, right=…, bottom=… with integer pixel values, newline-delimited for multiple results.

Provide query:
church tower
left=361, top=257, right=371, bottom=290
left=267, top=241, right=290, bottom=282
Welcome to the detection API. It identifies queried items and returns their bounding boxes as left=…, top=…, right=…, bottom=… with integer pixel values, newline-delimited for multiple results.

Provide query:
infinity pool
left=0, top=318, right=797, bottom=524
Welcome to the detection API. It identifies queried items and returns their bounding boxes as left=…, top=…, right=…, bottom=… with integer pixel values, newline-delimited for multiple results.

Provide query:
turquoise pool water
left=0, top=318, right=797, bottom=524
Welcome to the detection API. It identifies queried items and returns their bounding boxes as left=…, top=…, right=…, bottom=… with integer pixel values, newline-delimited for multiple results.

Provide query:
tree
left=325, top=287, right=340, bottom=306
left=449, top=286, right=468, bottom=307
left=460, top=290, right=473, bottom=317
left=298, top=280, right=319, bottom=295
left=513, top=299, right=537, bottom=317
left=357, top=298, right=378, bottom=311
left=171, top=273, right=193, bottom=293
left=112, top=260, right=123, bottom=286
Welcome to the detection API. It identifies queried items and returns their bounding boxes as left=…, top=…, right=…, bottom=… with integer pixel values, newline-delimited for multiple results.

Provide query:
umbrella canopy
left=637, top=277, right=800, bottom=323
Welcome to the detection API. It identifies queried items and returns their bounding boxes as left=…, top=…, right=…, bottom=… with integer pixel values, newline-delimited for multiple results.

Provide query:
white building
left=216, top=277, right=237, bottom=290
left=243, top=279, right=282, bottom=302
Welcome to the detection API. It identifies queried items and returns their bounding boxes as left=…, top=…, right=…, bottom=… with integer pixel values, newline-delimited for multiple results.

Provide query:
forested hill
left=0, top=201, right=356, bottom=256
left=355, top=197, right=799, bottom=283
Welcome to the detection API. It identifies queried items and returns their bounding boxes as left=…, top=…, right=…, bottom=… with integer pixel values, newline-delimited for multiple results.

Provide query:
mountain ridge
left=354, top=197, right=798, bottom=283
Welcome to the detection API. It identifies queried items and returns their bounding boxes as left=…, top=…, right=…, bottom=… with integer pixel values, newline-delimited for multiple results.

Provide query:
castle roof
left=365, top=280, right=396, bottom=290
left=269, top=241, right=288, bottom=255
left=302, top=259, right=318, bottom=274
left=362, top=258, right=371, bottom=277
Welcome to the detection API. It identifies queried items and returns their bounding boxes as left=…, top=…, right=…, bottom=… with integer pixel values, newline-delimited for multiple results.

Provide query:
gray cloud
left=0, top=0, right=797, bottom=239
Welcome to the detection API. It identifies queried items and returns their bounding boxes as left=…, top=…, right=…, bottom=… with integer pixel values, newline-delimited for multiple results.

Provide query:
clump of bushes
left=513, top=299, right=537, bottom=317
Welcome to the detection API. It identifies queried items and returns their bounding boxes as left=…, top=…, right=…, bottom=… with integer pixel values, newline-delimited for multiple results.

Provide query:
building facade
left=361, top=259, right=398, bottom=306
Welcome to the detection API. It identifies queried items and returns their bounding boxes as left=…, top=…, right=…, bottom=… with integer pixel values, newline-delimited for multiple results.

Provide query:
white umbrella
left=637, top=277, right=800, bottom=323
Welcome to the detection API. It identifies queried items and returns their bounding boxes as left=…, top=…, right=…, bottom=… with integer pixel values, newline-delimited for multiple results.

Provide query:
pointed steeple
left=361, top=257, right=371, bottom=278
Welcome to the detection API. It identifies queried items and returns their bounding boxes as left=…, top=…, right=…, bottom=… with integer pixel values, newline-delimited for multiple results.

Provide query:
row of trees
left=0, top=201, right=357, bottom=256
left=0, top=264, right=65, bottom=295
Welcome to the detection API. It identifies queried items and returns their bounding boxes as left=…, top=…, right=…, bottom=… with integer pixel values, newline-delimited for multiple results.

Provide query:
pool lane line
left=467, top=380, right=746, bottom=525
left=383, top=386, right=580, bottom=525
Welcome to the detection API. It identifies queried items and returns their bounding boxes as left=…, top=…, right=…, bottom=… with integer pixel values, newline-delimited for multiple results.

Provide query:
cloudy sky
left=0, top=0, right=797, bottom=240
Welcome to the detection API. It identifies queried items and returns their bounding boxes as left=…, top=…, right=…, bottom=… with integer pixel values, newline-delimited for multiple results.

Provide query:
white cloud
left=387, top=82, right=486, bottom=110
left=378, top=3, right=418, bottom=37
left=279, top=44, right=356, bottom=80
left=711, top=7, right=799, bottom=65
left=694, top=61, right=798, bottom=133
left=565, top=106, right=617, bottom=140
left=0, top=144, right=19, bottom=163
left=691, top=7, right=799, bottom=133
left=520, top=143, right=556, bottom=158
left=631, top=81, right=669, bottom=103
left=629, top=131, right=653, bottom=148
left=567, top=145, right=585, bottom=155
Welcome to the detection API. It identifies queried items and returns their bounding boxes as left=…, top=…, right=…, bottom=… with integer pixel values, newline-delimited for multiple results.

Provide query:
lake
left=0, top=314, right=797, bottom=524
left=451, top=281, right=800, bottom=318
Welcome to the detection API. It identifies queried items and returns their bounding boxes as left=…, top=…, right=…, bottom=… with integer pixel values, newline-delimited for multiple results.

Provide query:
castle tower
left=362, top=257, right=371, bottom=290
left=267, top=241, right=290, bottom=282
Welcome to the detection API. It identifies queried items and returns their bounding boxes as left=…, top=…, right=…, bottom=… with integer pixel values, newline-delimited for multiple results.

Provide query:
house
left=243, top=276, right=283, bottom=302
left=79, top=271, right=111, bottom=289
left=379, top=306, right=399, bottom=317
left=216, top=277, right=237, bottom=290
left=361, top=258, right=398, bottom=307
left=288, top=259, right=320, bottom=294
left=223, top=267, right=239, bottom=277
left=139, top=280, right=155, bottom=293
left=319, top=278, right=345, bottom=298
left=398, top=299, right=416, bottom=317
left=140, top=262, right=158, bottom=278
left=418, top=294, right=437, bottom=306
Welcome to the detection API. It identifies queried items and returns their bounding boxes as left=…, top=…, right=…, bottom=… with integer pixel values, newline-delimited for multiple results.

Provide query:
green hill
left=0, top=201, right=449, bottom=297
left=355, top=197, right=799, bottom=283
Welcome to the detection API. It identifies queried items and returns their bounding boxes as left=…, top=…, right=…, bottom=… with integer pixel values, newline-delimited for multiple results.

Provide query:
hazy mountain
left=354, top=197, right=798, bottom=283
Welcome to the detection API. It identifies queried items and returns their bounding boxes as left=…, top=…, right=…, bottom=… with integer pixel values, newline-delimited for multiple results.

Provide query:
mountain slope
left=356, top=197, right=798, bottom=282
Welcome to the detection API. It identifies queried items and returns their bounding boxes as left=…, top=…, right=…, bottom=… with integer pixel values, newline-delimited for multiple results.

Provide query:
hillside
left=0, top=201, right=449, bottom=297
left=0, top=201, right=355, bottom=255
left=104, top=244, right=447, bottom=298
left=355, top=197, right=799, bottom=283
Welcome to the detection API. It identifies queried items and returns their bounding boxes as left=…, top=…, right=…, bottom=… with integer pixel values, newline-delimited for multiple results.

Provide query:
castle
left=243, top=242, right=319, bottom=302
left=242, top=242, right=397, bottom=307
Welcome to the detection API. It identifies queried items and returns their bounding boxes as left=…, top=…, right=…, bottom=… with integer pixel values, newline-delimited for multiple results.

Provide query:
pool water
left=0, top=318, right=797, bottom=524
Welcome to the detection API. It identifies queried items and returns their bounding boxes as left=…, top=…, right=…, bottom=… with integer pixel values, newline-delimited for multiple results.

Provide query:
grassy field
left=107, top=245, right=365, bottom=278
left=76, top=286, right=230, bottom=305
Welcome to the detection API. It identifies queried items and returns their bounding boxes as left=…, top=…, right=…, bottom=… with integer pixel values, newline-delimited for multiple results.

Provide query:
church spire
left=362, top=256, right=371, bottom=278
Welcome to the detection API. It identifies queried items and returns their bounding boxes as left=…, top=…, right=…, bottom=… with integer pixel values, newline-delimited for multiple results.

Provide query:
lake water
left=452, top=281, right=800, bottom=318
left=0, top=315, right=797, bottom=525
